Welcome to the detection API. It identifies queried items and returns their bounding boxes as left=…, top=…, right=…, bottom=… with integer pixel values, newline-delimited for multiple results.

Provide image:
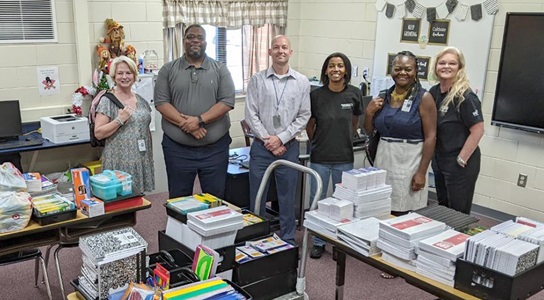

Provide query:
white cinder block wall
left=289, top=0, right=544, bottom=221
left=1, top=0, right=544, bottom=215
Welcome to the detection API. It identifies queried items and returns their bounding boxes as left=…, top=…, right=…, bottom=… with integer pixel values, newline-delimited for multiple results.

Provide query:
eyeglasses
left=191, top=70, right=198, bottom=83
left=185, top=34, right=205, bottom=41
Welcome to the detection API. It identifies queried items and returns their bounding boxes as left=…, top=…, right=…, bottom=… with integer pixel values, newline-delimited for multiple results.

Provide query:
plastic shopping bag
left=0, top=162, right=27, bottom=192
left=0, top=191, right=32, bottom=233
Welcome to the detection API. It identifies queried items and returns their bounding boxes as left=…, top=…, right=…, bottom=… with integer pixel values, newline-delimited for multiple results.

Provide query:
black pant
left=431, top=148, right=481, bottom=214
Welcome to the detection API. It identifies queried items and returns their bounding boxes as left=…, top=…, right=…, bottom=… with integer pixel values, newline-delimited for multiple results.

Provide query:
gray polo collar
left=181, top=54, right=210, bottom=70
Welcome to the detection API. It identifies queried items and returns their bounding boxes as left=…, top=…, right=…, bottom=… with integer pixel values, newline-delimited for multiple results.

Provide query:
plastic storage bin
left=90, top=170, right=132, bottom=201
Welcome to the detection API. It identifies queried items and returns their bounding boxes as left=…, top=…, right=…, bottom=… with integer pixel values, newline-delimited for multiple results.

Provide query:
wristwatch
left=197, top=115, right=205, bottom=127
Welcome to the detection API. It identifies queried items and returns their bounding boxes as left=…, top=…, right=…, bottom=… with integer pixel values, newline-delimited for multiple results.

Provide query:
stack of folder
left=162, top=278, right=248, bottom=300
left=336, top=217, right=381, bottom=257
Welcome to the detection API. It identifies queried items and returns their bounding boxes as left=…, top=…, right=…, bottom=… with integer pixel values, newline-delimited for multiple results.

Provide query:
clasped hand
left=263, top=136, right=286, bottom=157
left=179, top=114, right=207, bottom=140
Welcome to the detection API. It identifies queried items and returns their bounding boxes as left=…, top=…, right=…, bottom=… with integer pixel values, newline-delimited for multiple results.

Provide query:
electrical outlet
left=363, top=67, right=369, bottom=78
left=517, top=173, right=528, bottom=188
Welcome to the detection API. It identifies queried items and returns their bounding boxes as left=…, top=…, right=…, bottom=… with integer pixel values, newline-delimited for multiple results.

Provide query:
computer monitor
left=0, top=100, right=23, bottom=141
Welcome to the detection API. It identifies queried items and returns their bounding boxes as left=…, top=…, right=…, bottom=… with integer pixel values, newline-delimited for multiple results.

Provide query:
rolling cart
left=253, top=159, right=324, bottom=300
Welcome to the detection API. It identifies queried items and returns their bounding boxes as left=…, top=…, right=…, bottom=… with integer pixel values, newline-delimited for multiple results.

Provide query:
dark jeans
left=431, top=148, right=481, bottom=214
left=249, top=139, right=299, bottom=244
left=162, top=133, right=231, bottom=199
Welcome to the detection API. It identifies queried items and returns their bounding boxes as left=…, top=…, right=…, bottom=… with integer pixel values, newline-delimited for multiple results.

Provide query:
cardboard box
left=80, top=198, right=104, bottom=218
left=71, top=168, right=91, bottom=207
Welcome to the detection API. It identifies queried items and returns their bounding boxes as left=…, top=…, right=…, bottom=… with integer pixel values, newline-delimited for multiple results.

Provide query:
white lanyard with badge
left=272, top=76, right=288, bottom=129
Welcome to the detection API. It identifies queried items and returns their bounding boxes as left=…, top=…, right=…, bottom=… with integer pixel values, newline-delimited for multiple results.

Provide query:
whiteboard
left=371, top=0, right=495, bottom=98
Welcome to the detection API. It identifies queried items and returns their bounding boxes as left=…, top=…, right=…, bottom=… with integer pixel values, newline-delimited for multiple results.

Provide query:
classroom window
left=0, top=0, right=57, bottom=43
left=201, top=25, right=244, bottom=93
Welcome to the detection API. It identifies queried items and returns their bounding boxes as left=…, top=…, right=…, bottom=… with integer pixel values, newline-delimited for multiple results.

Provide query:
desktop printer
left=40, top=114, right=89, bottom=144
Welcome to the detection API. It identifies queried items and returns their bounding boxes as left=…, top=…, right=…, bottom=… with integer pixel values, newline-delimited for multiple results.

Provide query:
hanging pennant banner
left=470, top=4, right=483, bottom=21
left=483, top=0, right=498, bottom=15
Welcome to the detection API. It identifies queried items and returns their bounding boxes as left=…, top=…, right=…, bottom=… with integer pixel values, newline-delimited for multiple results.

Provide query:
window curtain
left=241, top=24, right=283, bottom=92
left=163, top=0, right=288, bottom=91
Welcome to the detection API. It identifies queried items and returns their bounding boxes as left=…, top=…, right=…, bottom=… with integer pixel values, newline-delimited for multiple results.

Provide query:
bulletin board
left=370, top=0, right=496, bottom=98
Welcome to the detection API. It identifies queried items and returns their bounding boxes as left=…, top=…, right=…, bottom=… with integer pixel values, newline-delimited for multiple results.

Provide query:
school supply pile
left=31, top=192, right=77, bottom=225
left=77, top=227, right=147, bottom=299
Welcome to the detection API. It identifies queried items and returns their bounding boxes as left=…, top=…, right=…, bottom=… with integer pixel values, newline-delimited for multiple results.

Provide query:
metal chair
left=0, top=249, right=53, bottom=300
left=44, top=239, right=79, bottom=300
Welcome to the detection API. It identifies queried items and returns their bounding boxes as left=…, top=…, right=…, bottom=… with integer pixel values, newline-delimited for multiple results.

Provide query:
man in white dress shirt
left=244, top=35, right=311, bottom=245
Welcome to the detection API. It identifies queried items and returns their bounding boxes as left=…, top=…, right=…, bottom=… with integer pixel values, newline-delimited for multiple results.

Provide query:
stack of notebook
left=464, top=228, right=539, bottom=276
left=416, top=229, right=470, bottom=286
left=78, top=227, right=147, bottom=299
left=377, top=213, right=447, bottom=271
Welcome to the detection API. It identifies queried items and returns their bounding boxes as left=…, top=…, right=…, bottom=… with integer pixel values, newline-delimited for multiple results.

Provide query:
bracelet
left=115, top=117, right=124, bottom=127
left=457, top=155, right=467, bottom=167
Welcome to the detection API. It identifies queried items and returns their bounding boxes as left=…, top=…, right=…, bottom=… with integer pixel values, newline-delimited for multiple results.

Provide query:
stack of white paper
left=329, top=199, right=354, bottom=221
left=341, top=169, right=367, bottom=191
left=415, top=229, right=470, bottom=286
left=317, top=197, right=337, bottom=218
left=336, top=217, right=381, bottom=257
left=333, top=184, right=392, bottom=219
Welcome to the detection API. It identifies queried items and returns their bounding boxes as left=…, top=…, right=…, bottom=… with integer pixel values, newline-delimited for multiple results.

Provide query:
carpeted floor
left=1, top=192, right=540, bottom=300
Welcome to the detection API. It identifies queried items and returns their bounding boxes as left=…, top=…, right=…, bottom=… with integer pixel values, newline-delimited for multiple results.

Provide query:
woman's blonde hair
left=432, top=47, right=470, bottom=111
left=109, top=55, right=139, bottom=82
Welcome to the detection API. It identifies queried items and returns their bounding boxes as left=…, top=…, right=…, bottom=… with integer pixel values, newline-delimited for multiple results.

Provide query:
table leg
left=29, top=150, right=39, bottom=171
left=334, top=246, right=346, bottom=300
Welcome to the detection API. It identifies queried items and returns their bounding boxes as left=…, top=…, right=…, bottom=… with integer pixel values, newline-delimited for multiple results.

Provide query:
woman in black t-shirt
left=430, top=47, right=484, bottom=214
left=306, top=52, right=363, bottom=259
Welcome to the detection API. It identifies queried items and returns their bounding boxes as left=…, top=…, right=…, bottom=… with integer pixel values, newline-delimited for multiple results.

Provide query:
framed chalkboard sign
left=386, top=53, right=431, bottom=80
left=401, top=19, right=420, bottom=43
left=428, top=20, right=450, bottom=45
left=416, top=56, right=431, bottom=81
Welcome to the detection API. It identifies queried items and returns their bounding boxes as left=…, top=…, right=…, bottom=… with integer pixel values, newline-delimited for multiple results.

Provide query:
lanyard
left=272, top=76, right=288, bottom=111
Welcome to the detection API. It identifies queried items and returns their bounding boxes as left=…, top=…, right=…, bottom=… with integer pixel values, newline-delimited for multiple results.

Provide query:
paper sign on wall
left=36, top=66, right=60, bottom=96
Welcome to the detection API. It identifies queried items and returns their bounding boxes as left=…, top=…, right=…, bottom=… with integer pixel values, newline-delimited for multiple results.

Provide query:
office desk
left=0, top=199, right=151, bottom=257
left=307, top=229, right=478, bottom=300
left=0, top=122, right=91, bottom=171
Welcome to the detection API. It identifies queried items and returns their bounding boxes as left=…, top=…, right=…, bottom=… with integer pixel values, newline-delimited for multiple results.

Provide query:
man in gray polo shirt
left=154, top=24, right=235, bottom=198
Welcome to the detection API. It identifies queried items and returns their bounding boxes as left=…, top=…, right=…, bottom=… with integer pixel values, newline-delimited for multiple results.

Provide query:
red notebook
left=104, top=196, right=143, bottom=212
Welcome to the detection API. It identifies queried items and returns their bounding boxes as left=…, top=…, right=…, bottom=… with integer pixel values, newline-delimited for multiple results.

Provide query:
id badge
left=138, top=139, right=146, bottom=152
left=273, top=115, right=281, bottom=128
left=401, top=100, right=413, bottom=112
